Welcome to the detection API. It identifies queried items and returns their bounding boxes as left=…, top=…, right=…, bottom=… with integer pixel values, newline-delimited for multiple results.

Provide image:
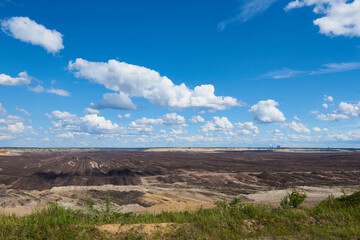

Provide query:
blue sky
left=0, top=0, right=360, bottom=148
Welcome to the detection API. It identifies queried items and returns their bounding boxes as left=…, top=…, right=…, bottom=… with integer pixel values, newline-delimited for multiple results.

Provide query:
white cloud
left=28, top=85, right=70, bottom=96
left=294, top=116, right=301, bottom=121
left=129, top=113, right=186, bottom=129
left=286, top=121, right=311, bottom=133
left=312, top=127, right=328, bottom=132
left=189, top=115, right=205, bottom=123
left=84, top=108, right=100, bottom=115
left=201, top=116, right=233, bottom=133
left=261, top=68, right=304, bottom=79
left=285, top=0, right=360, bottom=37
left=91, top=92, right=136, bottom=110
left=1, top=16, right=64, bottom=53
left=324, top=95, right=333, bottom=102
left=170, top=128, right=186, bottom=135
left=80, top=114, right=120, bottom=134
left=68, top=58, right=241, bottom=110
left=332, top=130, right=360, bottom=141
left=162, top=113, right=187, bottom=126
left=0, top=135, right=12, bottom=141
left=0, top=71, right=31, bottom=86
left=235, top=122, right=259, bottom=135
left=0, top=114, right=34, bottom=136
left=46, top=110, right=123, bottom=135
left=316, top=101, right=360, bottom=121
left=117, top=113, right=132, bottom=120
left=56, top=132, right=74, bottom=138
left=0, top=115, right=28, bottom=125
left=218, top=0, right=279, bottom=30
left=16, top=107, right=31, bottom=116
left=0, top=103, right=6, bottom=116
left=46, top=110, right=77, bottom=120
left=312, top=62, right=360, bottom=74
left=46, top=87, right=70, bottom=97
left=316, top=113, right=348, bottom=121
left=322, top=103, right=328, bottom=109
left=249, top=99, right=286, bottom=124
left=270, top=129, right=283, bottom=136
left=29, top=85, right=44, bottom=93
left=7, top=122, right=26, bottom=133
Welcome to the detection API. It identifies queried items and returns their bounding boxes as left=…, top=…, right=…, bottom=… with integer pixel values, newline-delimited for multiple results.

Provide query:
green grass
left=1, top=191, right=360, bottom=239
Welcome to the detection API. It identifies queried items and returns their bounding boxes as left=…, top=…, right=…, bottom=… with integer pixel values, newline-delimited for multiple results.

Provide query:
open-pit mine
left=0, top=148, right=359, bottom=215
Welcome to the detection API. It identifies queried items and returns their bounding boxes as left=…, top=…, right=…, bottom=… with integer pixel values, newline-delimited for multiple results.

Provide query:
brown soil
left=0, top=148, right=359, bottom=216
left=0, top=149, right=359, bottom=191
left=97, top=223, right=184, bottom=238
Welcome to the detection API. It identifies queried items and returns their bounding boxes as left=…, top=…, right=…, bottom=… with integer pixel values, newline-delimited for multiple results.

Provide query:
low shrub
left=280, top=190, right=307, bottom=208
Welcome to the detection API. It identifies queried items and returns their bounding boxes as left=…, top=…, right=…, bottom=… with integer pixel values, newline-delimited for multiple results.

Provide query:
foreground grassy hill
left=1, top=190, right=359, bottom=239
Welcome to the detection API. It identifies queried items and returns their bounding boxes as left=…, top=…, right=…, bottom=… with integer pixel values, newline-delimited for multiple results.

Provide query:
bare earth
left=0, top=148, right=359, bottom=216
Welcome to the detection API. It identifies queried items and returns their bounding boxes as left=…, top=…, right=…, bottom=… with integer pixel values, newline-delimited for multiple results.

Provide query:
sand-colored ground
left=0, top=184, right=358, bottom=216
left=97, top=222, right=184, bottom=237
left=144, top=147, right=357, bottom=153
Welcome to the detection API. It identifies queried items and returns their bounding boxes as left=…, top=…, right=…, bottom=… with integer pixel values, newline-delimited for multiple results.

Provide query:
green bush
left=280, top=190, right=307, bottom=208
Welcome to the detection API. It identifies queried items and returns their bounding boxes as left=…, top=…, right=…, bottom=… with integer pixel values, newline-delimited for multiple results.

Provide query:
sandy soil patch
left=98, top=223, right=183, bottom=237
left=246, top=186, right=358, bottom=206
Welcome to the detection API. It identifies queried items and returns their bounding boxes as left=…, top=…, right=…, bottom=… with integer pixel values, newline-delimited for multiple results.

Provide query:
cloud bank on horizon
left=0, top=0, right=360, bottom=148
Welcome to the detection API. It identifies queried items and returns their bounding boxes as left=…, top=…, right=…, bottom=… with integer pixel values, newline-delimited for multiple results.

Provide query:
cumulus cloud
left=117, top=113, right=131, bottom=120
left=312, top=127, right=328, bottom=132
left=324, top=95, right=333, bottom=102
left=80, top=114, right=120, bottom=134
left=0, top=114, right=34, bottom=138
left=46, top=110, right=77, bottom=121
left=46, top=110, right=122, bottom=135
left=189, top=115, right=205, bottom=123
left=0, top=71, right=31, bottom=86
left=316, top=101, right=360, bottom=121
left=28, top=85, right=44, bottom=93
left=91, top=92, right=136, bottom=110
left=84, top=108, right=100, bottom=115
left=285, top=0, right=360, bottom=37
left=235, top=122, right=259, bottom=135
left=322, top=103, right=329, bottom=109
left=286, top=121, right=311, bottom=133
left=249, top=99, right=286, bottom=124
left=68, top=58, right=241, bottom=111
left=270, top=129, right=283, bottom=136
left=170, top=128, right=187, bottom=135
left=129, top=113, right=186, bottom=129
left=0, top=103, right=6, bottom=116
left=201, top=116, right=234, bottom=133
left=1, top=16, right=64, bottom=53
